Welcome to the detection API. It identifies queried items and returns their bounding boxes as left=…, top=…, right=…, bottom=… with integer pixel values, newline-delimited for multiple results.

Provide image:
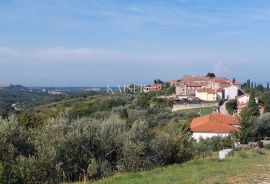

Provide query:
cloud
left=212, top=62, right=228, bottom=75
left=0, top=47, right=227, bottom=64
left=31, top=47, right=129, bottom=61
left=0, top=47, right=20, bottom=58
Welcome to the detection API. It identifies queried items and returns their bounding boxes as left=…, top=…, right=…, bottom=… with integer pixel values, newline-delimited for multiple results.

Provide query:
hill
left=74, top=149, right=270, bottom=184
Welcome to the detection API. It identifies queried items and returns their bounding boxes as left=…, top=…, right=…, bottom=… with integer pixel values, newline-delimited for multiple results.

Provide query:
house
left=190, top=114, right=240, bottom=140
left=237, top=94, right=260, bottom=114
left=196, top=89, right=217, bottom=102
left=237, top=94, right=250, bottom=104
left=211, top=78, right=232, bottom=89
left=167, top=80, right=178, bottom=86
left=175, top=75, right=241, bottom=98
left=224, top=85, right=239, bottom=100
left=144, top=83, right=162, bottom=93
left=216, top=88, right=224, bottom=99
left=176, top=83, right=207, bottom=96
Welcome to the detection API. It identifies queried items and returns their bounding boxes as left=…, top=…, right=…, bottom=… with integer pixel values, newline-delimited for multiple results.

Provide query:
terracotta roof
left=186, top=83, right=204, bottom=87
left=197, top=89, right=216, bottom=94
left=217, top=88, right=224, bottom=92
left=190, top=114, right=240, bottom=133
left=212, top=78, right=231, bottom=84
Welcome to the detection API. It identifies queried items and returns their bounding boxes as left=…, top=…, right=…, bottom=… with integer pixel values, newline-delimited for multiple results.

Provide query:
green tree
left=248, top=89, right=260, bottom=117
left=154, top=79, right=163, bottom=84
left=247, top=79, right=251, bottom=88
left=256, top=84, right=264, bottom=92
left=205, top=73, right=216, bottom=78
left=260, top=91, right=270, bottom=113
left=225, top=99, right=238, bottom=115
left=240, top=89, right=260, bottom=143
left=256, top=113, right=270, bottom=139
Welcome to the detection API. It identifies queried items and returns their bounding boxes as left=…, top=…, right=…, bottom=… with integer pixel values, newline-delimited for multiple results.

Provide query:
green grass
left=74, top=150, right=270, bottom=184
left=178, top=107, right=214, bottom=116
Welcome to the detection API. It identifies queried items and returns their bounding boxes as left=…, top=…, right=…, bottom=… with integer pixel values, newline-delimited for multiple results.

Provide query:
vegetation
left=195, top=136, right=234, bottom=158
left=240, top=89, right=260, bottom=143
left=3, top=80, right=270, bottom=183
left=225, top=99, right=237, bottom=115
left=177, top=107, right=214, bottom=116
left=205, top=73, right=216, bottom=78
left=73, top=149, right=270, bottom=184
left=0, top=88, right=207, bottom=183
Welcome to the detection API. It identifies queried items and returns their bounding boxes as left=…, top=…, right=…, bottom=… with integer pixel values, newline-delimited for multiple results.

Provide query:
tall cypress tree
left=267, top=82, right=270, bottom=91
left=248, top=89, right=260, bottom=117
left=240, top=89, right=260, bottom=143
left=247, top=79, right=251, bottom=88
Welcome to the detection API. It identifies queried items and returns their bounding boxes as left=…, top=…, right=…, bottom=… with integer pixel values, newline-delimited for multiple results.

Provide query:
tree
left=225, top=99, right=237, bottom=115
left=256, top=113, right=270, bottom=139
left=232, top=78, right=236, bottom=84
left=267, top=82, right=270, bottom=91
left=260, top=91, right=270, bottom=113
left=247, top=79, right=251, bottom=89
left=256, top=84, right=264, bottom=92
left=205, top=73, right=216, bottom=78
left=154, top=79, right=163, bottom=84
left=248, top=89, right=260, bottom=117
left=240, top=89, right=260, bottom=143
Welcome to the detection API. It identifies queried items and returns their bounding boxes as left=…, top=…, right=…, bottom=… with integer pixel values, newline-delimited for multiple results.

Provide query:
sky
left=1, top=0, right=270, bottom=87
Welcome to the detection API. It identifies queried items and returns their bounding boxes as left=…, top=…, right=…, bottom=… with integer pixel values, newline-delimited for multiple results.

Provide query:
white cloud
left=0, top=47, right=226, bottom=63
left=212, top=62, right=228, bottom=75
left=0, top=47, right=20, bottom=57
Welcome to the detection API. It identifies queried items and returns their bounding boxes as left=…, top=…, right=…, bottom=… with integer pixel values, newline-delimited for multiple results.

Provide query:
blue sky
left=0, top=0, right=270, bottom=86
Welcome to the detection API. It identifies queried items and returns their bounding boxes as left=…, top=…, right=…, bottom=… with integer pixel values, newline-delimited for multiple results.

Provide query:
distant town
left=143, top=73, right=269, bottom=141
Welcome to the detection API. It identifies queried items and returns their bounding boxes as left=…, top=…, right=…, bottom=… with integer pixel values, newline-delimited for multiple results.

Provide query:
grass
left=74, top=149, right=270, bottom=184
left=178, top=107, right=214, bottom=116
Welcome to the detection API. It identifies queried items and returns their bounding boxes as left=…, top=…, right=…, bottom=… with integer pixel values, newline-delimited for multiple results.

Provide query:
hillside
left=75, top=149, right=270, bottom=184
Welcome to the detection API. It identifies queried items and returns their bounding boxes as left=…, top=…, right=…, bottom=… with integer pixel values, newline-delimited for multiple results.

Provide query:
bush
left=195, top=136, right=234, bottom=158
left=226, top=99, right=237, bottom=115
left=0, top=112, right=196, bottom=183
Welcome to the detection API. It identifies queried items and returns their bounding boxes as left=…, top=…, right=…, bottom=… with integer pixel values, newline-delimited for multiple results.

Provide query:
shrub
left=195, top=136, right=234, bottom=158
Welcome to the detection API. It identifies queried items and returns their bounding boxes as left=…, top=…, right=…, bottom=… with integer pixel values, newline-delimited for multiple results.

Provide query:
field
left=74, top=149, right=270, bottom=184
left=178, top=107, right=214, bottom=116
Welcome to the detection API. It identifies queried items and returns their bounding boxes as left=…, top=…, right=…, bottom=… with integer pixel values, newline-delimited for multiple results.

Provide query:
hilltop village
left=144, top=73, right=268, bottom=140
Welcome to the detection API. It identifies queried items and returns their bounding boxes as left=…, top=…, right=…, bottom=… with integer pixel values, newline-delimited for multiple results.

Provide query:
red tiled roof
left=212, top=78, right=231, bottom=84
left=190, top=114, right=240, bottom=133
left=186, top=83, right=204, bottom=87
left=217, top=88, right=224, bottom=92
left=197, top=89, right=216, bottom=94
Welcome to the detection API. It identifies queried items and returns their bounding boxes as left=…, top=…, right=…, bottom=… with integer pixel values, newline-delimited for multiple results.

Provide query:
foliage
left=0, top=113, right=195, bottom=183
left=85, top=150, right=270, bottom=184
left=154, top=79, right=164, bottom=84
left=225, top=99, right=237, bottom=115
left=152, top=120, right=194, bottom=165
left=205, top=73, right=216, bottom=78
left=194, top=136, right=234, bottom=158
left=256, top=113, right=270, bottom=138
left=240, top=89, right=261, bottom=143
left=259, top=91, right=270, bottom=113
